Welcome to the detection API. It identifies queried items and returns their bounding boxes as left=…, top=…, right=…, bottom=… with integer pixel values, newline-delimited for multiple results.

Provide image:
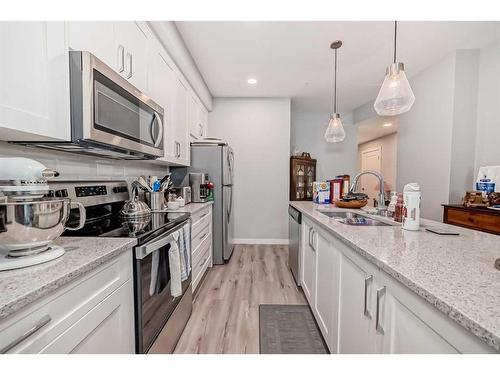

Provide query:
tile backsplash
left=0, top=141, right=169, bottom=183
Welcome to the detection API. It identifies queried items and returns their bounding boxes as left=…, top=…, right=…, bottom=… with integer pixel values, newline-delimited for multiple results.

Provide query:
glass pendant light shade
left=324, top=113, right=346, bottom=143
left=374, top=62, right=415, bottom=116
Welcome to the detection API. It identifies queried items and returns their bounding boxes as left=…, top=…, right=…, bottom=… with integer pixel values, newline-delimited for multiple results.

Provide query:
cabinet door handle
left=376, top=286, right=386, bottom=334
left=199, top=123, right=203, bottom=137
left=126, top=52, right=133, bottom=79
left=308, top=227, right=313, bottom=248
left=364, top=275, right=373, bottom=319
left=310, top=230, right=316, bottom=252
left=0, top=314, right=52, bottom=353
left=117, top=45, right=125, bottom=73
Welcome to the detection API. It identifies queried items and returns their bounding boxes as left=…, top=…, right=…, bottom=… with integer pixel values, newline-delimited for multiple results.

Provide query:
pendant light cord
left=333, top=47, right=338, bottom=113
left=393, top=21, right=398, bottom=63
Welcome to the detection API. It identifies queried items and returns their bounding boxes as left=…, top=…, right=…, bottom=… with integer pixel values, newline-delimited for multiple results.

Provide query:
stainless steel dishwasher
left=288, top=205, right=302, bottom=285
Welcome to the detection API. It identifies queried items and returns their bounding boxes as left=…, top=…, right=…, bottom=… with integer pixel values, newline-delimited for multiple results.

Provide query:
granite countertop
left=161, top=201, right=213, bottom=215
left=290, top=201, right=500, bottom=351
left=0, top=237, right=136, bottom=321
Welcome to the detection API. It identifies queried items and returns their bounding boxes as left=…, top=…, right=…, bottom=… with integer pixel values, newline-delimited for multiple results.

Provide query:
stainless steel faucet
left=349, top=170, right=386, bottom=210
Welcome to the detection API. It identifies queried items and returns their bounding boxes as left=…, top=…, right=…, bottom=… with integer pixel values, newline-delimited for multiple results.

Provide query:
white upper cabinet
left=148, top=42, right=176, bottom=162
left=67, top=21, right=150, bottom=93
left=114, top=22, right=150, bottom=93
left=188, top=93, right=209, bottom=141
left=0, top=22, right=70, bottom=141
left=172, top=76, right=190, bottom=166
left=66, top=22, right=115, bottom=68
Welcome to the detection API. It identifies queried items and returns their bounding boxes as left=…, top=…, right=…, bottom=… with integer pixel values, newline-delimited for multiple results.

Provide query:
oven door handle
left=135, top=222, right=188, bottom=260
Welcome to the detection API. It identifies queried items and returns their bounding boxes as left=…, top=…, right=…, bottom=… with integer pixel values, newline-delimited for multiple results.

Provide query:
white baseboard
left=233, top=238, right=289, bottom=245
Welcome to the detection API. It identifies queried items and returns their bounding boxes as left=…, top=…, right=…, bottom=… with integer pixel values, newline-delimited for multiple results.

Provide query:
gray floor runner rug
left=259, top=304, right=329, bottom=354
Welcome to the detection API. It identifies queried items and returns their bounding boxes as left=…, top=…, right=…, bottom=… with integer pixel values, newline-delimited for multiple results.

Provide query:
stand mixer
left=0, top=158, right=86, bottom=271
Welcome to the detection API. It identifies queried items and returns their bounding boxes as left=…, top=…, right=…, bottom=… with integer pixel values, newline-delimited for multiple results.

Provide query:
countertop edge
left=290, top=201, right=500, bottom=352
left=0, top=239, right=136, bottom=321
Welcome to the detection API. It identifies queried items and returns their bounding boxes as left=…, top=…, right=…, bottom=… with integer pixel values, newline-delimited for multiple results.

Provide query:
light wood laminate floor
left=174, top=244, right=307, bottom=354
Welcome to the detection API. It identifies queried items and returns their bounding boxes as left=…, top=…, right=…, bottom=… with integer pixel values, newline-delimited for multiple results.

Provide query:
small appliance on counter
left=0, top=158, right=86, bottom=271
left=189, top=173, right=210, bottom=203
left=170, top=186, right=191, bottom=205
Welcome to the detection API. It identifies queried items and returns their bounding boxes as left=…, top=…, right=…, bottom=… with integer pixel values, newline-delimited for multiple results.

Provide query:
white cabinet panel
left=67, top=21, right=115, bottom=68
left=114, top=22, right=149, bottom=93
left=300, top=219, right=316, bottom=305
left=0, top=22, right=70, bottom=141
left=149, top=46, right=176, bottom=162
left=314, top=229, right=340, bottom=353
left=172, top=77, right=190, bottom=166
left=384, top=293, right=458, bottom=354
left=338, top=255, right=376, bottom=354
left=41, top=279, right=135, bottom=354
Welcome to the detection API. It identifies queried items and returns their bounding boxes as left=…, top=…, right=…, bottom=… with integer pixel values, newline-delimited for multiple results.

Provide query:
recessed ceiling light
left=383, top=123, right=393, bottom=127
left=247, top=78, right=258, bottom=85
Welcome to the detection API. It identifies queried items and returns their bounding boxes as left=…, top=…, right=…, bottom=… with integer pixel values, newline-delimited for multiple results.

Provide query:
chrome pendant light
left=374, top=21, right=415, bottom=116
left=324, top=40, right=346, bottom=143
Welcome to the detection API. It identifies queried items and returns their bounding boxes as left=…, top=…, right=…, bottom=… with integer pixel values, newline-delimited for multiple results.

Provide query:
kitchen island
left=290, top=201, right=500, bottom=353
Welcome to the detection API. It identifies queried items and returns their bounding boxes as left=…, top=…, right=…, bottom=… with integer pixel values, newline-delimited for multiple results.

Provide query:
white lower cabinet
left=0, top=251, right=134, bottom=354
left=191, top=206, right=213, bottom=291
left=300, top=219, right=316, bottom=305
left=299, top=215, right=495, bottom=354
left=338, top=254, right=378, bottom=353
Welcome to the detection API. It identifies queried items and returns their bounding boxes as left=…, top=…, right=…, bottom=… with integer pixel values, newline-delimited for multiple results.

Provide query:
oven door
left=133, top=223, right=191, bottom=353
left=70, top=51, right=164, bottom=158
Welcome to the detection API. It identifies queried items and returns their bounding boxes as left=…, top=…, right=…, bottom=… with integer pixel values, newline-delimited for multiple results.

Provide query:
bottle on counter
left=394, top=193, right=404, bottom=223
left=387, top=191, right=398, bottom=218
left=402, top=183, right=421, bottom=231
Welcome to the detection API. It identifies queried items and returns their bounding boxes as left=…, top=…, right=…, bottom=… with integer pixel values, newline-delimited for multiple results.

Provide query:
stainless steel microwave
left=16, top=51, right=164, bottom=160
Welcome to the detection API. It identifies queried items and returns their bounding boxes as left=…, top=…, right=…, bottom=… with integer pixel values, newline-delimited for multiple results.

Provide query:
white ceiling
left=357, top=116, right=399, bottom=144
left=176, top=21, right=500, bottom=113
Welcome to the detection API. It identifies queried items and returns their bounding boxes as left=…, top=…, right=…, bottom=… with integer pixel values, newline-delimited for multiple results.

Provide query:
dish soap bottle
left=402, top=183, right=421, bottom=231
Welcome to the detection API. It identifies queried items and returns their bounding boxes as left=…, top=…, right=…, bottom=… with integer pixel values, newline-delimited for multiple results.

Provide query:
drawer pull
left=199, top=232, right=208, bottom=241
left=199, top=212, right=209, bottom=219
left=1, top=314, right=51, bottom=353
left=364, top=275, right=373, bottom=319
left=376, top=286, right=386, bottom=334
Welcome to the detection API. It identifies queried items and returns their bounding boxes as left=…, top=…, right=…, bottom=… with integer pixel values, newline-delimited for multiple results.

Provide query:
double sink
left=319, top=211, right=391, bottom=226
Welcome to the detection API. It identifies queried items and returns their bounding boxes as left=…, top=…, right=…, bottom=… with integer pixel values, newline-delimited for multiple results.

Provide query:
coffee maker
left=189, top=173, right=209, bottom=203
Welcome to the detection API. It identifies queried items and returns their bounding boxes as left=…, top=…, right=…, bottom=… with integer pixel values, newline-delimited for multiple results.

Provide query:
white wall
left=396, top=53, right=456, bottom=220
left=208, top=98, right=291, bottom=244
left=0, top=142, right=169, bottom=182
left=475, top=39, right=500, bottom=171
left=357, top=132, right=398, bottom=192
left=290, top=110, right=357, bottom=181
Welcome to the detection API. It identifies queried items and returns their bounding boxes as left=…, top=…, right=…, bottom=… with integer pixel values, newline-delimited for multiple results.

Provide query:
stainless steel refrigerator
left=190, top=143, right=234, bottom=264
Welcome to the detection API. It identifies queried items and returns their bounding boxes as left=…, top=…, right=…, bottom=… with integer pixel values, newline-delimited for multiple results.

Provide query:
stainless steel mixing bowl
left=0, top=198, right=86, bottom=254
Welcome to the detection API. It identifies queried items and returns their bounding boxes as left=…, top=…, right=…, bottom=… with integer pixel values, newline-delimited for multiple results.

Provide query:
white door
left=382, top=292, right=459, bottom=354
left=314, top=229, right=341, bottom=353
left=360, top=146, right=382, bottom=206
left=338, top=255, right=376, bottom=353
left=0, top=22, right=70, bottom=141
left=66, top=22, right=115, bottom=68
left=172, top=76, right=190, bottom=166
left=148, top=45, right=176, bottom=162
left=300, top=220, right=316, bottom=305
left=114, top=22, right=149, bottom=93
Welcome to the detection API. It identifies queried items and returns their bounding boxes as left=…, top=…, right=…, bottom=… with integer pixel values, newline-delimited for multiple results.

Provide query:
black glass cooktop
left=63, top=202, right=190, bottom=245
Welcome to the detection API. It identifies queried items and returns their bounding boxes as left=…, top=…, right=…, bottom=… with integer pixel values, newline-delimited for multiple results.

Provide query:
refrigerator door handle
left=227, top=186, right=233, bottom=223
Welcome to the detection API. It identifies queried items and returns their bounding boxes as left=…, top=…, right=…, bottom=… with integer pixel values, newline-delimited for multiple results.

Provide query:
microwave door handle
left=151, top=113, right=163, bottom=147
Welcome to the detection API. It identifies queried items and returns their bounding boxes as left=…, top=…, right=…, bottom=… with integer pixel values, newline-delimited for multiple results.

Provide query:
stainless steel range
left=51, top=180, right=192, bottom=353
